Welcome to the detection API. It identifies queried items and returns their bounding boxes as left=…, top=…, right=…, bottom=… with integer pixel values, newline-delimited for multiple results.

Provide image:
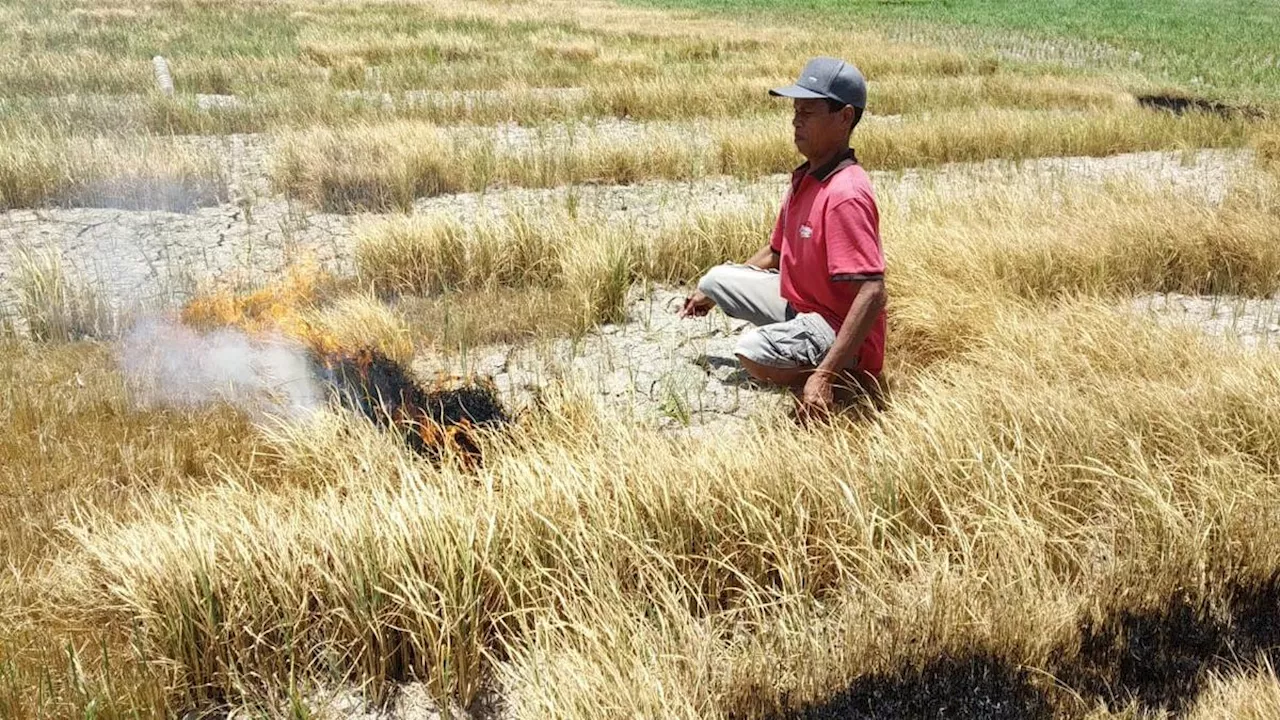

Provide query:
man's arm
left=680, top=244, right=780, bottom=317
left=799, top=279, right=886, bottom=416
left=683, top=197, right=786, bottom=317
left=816, top=279, right=886, bottom=375
left=814, top=192, right=884, bottom=375
left=745, top=243, right=780, bottom=271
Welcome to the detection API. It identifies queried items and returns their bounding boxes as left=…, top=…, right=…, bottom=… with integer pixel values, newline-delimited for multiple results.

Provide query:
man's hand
left=797, top=370, right=835, bottom=422
left=679, top=290, right=714, bottom=318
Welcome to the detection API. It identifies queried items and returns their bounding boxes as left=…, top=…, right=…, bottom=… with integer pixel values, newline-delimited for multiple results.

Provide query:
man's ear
left=841, top=105, right=855, bottom=132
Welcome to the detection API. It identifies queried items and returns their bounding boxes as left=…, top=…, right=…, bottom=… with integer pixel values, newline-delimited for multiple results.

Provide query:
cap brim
left=769, top=84, right=829, bottom=99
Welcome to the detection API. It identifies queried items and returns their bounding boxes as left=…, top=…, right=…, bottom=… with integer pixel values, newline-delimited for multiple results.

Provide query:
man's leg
left=736, top=356, right=807, bottom=389
left=698, top=267, right=882, bottom=401
left=738, top=356, right=881, bottom=399
left=734, top=313, right=834, bottom=375
left=736, top=314, right=882, bottom=404
left=696, top=263, right=789, bottom=327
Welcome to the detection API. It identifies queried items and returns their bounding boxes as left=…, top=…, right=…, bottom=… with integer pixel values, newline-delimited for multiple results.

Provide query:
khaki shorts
left=696, top=263, right=841, bottom=369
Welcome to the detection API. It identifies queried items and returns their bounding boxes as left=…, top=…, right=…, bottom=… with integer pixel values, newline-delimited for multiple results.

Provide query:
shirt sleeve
left=825, top=193, right=884, bottom=281
left=769, top=198, right=786, bottom=253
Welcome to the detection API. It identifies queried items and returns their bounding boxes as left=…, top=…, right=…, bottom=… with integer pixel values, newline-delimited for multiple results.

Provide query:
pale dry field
left=4, top=1, right=1280, bottom=719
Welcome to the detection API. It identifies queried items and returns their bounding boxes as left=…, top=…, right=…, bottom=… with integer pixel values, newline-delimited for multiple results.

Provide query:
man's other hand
left=679, top=290, right=714, bottom=318
left=797, top=371, right=835, bottom=422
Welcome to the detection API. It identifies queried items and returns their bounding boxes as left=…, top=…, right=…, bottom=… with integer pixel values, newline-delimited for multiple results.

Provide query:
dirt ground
left=0, top=139, right=1269, bottom=429
left=0, top=135, right=1257, bottom=315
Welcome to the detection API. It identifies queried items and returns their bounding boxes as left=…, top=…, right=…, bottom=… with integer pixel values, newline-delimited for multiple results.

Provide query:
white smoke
left=118, top=316, right=323, bottom=420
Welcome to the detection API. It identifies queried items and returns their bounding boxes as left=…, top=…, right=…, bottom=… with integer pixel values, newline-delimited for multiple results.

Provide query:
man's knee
left=735, top=327, right=809, bottom=383
left=696, top=264, right=734, bottom=305
left=735, top=319, right=828, bottom=371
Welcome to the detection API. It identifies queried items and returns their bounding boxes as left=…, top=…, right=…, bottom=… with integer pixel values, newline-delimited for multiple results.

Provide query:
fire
left=180, top=262, right=507, bottom=465
left=180, top=260, right=346, bottom=357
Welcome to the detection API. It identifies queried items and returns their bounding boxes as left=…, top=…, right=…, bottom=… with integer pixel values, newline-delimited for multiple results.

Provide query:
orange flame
left=180, top=260, right=344, bottom=358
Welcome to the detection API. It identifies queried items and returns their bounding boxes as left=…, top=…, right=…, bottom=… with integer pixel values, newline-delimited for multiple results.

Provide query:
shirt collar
left=791, top=147, right=859, bottom=185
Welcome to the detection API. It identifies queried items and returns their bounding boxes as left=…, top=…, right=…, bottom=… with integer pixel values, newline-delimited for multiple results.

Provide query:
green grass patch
left=627, top=0, right=1280, bottom=106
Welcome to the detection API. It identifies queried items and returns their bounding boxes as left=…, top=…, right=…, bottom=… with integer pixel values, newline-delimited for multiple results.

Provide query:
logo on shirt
left=798, top=223, right=813, bottom=240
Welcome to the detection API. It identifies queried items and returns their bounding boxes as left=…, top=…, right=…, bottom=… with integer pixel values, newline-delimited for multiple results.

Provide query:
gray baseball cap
left=770, top=57, right=867, bottom=109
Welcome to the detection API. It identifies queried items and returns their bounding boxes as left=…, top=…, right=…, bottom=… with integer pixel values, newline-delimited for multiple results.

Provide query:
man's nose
left=792, top=114, right=802, bottom=128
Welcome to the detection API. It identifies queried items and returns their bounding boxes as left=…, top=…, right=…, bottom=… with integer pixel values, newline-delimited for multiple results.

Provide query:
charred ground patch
left=1136, top=93, right=1267, bottom=120
left=765, top=575, right=1280, bottom=719
left=1057, top=574, right=1280, bottom=715
left=759, top=652, right=1053, bottom=720
left=318, top=349, right=508, bottom=465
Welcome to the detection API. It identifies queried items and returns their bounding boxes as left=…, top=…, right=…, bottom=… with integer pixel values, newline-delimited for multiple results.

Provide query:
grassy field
left=631, top=0, right=1280, bottom=105
left=4, top=0, right=1280, bottom=718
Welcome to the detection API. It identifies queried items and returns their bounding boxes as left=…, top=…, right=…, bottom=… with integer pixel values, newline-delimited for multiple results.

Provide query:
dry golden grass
left=355, top=212, right=570, bottom=294
left=50, top=301, right=1280, bottom=716
left=353, top=203, right=778, bottom=349
left=397, top=286, right=607, bottom=350
left=0, top=342, right=267, bottom=562
left=273, top=108, right=1255, bottom=211
left=139, top=86, right=592, bottom=135
left=869, top=73, right=1131, bottom=114
left=355, top=210, right=635, bottom=336
left=270, top=119, right=716, bottom=212
left=269, top=123, right=459, bottom=213
left=644, top=205, right=779, bottom=283
left=0, top=130, right=227, bottom=210
left=890, top=175, right=1280, bottom=292
left=7, top=0, right=1280, bottom=716
left=0, top=340, right=269, bottom=718
left=356, top=200, right=773, bottom=291
left=1186, top=663, right=1280, bottom=720
left=303, top=294, right=417, bottom=366
left=10, top=246, right=114, bottom=341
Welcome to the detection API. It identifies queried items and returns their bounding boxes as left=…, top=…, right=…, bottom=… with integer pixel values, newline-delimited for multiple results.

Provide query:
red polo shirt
left=770, top=148, right=886, bottom=375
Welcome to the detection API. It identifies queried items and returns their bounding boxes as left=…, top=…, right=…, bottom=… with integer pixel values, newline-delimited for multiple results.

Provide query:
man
left=680, top=57, right=887, bottom=419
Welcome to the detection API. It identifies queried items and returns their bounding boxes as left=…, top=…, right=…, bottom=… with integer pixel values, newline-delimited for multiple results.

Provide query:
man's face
left=791, top=98, right=849, bottom=159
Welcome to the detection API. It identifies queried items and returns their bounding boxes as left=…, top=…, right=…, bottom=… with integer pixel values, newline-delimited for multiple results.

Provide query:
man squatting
left=680, top=57, right=888, bottom=419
